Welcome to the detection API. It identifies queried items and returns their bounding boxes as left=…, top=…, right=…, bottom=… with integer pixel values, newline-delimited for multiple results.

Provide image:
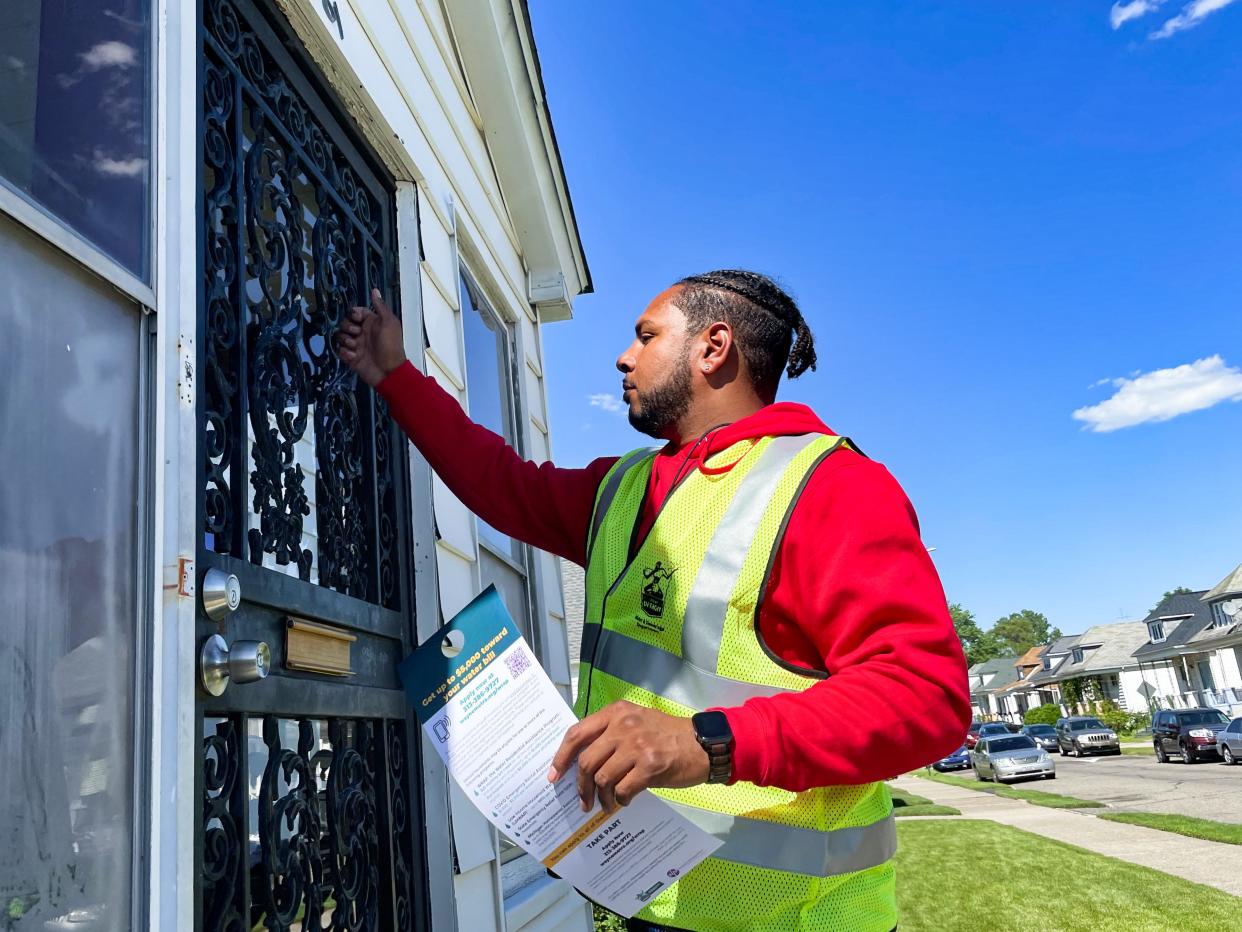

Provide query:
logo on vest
left=640, top=561, right=675, bottom=618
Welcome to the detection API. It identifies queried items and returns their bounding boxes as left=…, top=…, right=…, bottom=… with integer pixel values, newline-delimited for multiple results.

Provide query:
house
left=1043, top=621, right=1152, bottom=713
left=1022, top=634, right=1081, bottom=708
left=1131, top=590, right=1220, bottom=710
left=993, top=645, right=1051, bottom=722
left=1, top=1, right=593, bottom=929
left=967, top=656, right=1021, bottom=720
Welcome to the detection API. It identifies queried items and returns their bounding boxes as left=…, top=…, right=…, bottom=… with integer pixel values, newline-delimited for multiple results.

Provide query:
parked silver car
left=970, top=734, right=1055, bottom=783
left=1218, top=717, right=1242, bottom=765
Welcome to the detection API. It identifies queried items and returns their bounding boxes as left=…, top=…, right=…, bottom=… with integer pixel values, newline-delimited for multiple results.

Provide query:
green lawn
left=1098, top=811, right=1242, bottom=845
left=915, top=769, right=1104, bottom=809
left=889, top=784, right=962, bottom=818
left=895, top=820, right=1242, bottom=931
left=1120, top=745, right=1153, bottom=756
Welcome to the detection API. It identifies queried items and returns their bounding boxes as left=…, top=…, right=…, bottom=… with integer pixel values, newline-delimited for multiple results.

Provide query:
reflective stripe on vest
left=586, top=446, right=655, bottom=566
left=582, top=622, right=794, bottom=709
left=665, top=801, right=898, bottom=877
left=682, top=434, right=842, bottom=671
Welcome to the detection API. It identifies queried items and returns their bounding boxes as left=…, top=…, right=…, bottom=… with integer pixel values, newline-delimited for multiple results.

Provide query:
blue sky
left=528, top=1, right=1242, bottom=635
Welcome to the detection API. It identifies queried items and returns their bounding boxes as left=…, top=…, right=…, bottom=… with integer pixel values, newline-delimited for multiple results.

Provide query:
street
left=958, top=751, right=1242, bottom=823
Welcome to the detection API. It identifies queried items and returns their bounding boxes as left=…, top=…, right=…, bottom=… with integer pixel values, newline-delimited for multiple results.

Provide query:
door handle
left=200, top=634, right=271, bottom=696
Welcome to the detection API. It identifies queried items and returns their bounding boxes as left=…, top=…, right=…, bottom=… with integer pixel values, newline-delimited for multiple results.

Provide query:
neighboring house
left=967, top=656, right=1021, bottom=720
left=1, top=1, right=593, bottom=930
left=994, top=645, right=1051, bottom=721
left=1023, top=634, right=1081, bottom=707
left=1167, top=566, right=1242, bottom=714
left=1129, top=590, right=1232, bottom=713
left=561, top=557, right=586, bottom=697
left=1044, top=621, right=1152, bottom=712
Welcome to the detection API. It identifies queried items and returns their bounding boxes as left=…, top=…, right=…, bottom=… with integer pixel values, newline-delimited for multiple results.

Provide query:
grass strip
left=889, top=784, right=960, bottom=817
left=895, top=820, right=1242, bottom=931
left=915, top=768, right=1104, bottom=808
left=1097, top=811, right=1242, bottom=845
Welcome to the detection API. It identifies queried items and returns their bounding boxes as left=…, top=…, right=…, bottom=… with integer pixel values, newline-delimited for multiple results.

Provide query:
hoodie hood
left=655, top=402, right=837, bottom=478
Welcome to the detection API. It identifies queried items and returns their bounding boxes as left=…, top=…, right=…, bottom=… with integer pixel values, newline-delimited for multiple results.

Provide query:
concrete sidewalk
left=892, top=774, right=1242, bottom=897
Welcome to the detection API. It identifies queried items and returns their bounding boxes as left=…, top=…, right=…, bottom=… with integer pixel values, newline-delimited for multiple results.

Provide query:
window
left=0, top=0, right=151, bottom=279
left=1043, top=656, right=1053, bottom=670
left=1071, top=647, right=1084, bottom=664
left=0, top=212, right=141, bottom=927
left=459, top=273, right=534, bottom=637
left=1211, top=603, right=1229, bottom=629
left=460, top=270, right=536, bottom=876
left=1148, top=620, right=1166, bottom=643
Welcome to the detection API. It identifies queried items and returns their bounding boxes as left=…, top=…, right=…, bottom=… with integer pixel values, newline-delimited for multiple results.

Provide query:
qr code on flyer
left=504, top=647, right=533, bottom=679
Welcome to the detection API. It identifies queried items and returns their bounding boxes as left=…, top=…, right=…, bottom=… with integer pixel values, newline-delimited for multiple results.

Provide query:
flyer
left=398, top=586, right=721, bottom=918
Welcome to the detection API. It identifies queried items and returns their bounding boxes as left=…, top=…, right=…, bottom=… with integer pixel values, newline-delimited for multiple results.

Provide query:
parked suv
left=1152, top=708, right=1230, bottom=764
left=1055, top=717, right=1121, bottom=757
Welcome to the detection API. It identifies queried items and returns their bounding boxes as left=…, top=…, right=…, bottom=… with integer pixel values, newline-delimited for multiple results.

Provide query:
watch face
left=693, top=710, right=732, bottom=744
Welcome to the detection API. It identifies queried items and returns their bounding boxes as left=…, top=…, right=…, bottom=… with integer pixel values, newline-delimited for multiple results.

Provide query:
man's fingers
left=611, top=769, right=648, bottom=809
left=349, top=306, right=370, bottom=323
left=548, top=714, right=610, bottom=783
left=576, top=738, right=621, bottom=812
left=339, top=319, right=364, bottom=337
left=371, top=287, right=393, bottom=319
left=592, top=755, right=634, bottom=814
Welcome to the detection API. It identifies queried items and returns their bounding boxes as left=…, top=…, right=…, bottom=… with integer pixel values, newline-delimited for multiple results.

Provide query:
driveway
left=962, top=751, right=1242, bottom=822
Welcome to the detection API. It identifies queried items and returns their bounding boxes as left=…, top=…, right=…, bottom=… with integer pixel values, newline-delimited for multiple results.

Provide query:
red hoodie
left=379, top=361, right=970, bottom=790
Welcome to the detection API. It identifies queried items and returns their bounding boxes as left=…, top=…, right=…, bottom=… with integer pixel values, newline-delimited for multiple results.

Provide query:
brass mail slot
left=285, top=617, right=357, bottom=676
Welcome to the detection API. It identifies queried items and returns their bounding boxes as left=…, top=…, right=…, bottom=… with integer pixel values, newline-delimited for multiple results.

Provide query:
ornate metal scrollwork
left=254, top=718, right=325, bottom=932
left=384, top=721, right=417, bottom=929
left=326, top=720, right=380, bottom=931
left=201, top=0, right=399, bottom=607
left=202, top=720, right=246, bottom=932
left=203, top=57, right=240, bottom=557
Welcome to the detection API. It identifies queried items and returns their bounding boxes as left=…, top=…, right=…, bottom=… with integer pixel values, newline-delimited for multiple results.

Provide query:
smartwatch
left=691, top=711, right=735, bottom=785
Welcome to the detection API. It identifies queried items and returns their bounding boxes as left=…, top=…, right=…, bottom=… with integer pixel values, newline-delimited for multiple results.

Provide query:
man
left=338, top=270, right=969, bottom=932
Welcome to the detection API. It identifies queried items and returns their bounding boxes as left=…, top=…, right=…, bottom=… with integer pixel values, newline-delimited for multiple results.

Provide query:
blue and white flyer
left=399, top=586, right=721, bottom=918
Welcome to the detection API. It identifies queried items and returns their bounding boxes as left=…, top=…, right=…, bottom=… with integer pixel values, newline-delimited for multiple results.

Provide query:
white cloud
left=1150, top=0, right=1237, bottom=37
left=80, top=41, right=137, bottom=70
left=1110, top=0, right=1166, bottom=28
left=1073, top=355, right=1242, bottom=432
left=93, top=155, right=147, bottom=177
left=588, top=393, right=624, bottom=414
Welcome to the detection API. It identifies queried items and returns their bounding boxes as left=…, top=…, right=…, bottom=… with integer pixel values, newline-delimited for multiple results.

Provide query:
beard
left=628, top=353, right=693, bottom=438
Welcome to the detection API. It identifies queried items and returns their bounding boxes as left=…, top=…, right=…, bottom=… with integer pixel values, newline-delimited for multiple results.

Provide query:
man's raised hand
left=337, top=288, right=407, bottom=388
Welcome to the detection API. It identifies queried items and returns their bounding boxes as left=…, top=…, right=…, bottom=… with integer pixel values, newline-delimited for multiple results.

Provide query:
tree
left=1024, top=703, right=1060, bottom=726
left=990, top=609, right=1055, bottom=656
left=1151, top=586, right=1195, bottom=613
left=949, top=603, right=1004, bottom=666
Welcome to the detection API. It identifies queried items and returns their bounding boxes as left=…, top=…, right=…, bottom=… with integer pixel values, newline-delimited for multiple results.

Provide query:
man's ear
left=702, top=322, right=732, bottom=372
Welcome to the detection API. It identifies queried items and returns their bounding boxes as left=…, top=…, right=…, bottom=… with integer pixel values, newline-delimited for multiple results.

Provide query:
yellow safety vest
left=575, top=434, right=897, bottom=932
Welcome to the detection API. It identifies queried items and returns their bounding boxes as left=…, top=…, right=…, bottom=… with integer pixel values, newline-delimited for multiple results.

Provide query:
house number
left=323, top=0, right=344, bottom=40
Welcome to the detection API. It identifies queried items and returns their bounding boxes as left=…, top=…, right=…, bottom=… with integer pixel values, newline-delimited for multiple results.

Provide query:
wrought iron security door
left=195, top=1, right=426, bottom=929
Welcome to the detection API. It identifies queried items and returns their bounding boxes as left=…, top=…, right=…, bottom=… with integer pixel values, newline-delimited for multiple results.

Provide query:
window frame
left=1148, top=620, right=1166, bottom=643
left=458, top=265, right=541, bottom=870
left=0, top=0, right=158, bottom=304
left=1071, top=647, right=1084, bottom=664
left=0, top=211, right=155, bottom=929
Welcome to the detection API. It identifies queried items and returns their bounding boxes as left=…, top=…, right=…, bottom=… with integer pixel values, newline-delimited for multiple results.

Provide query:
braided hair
left=673, top=269, right=817, bottom=399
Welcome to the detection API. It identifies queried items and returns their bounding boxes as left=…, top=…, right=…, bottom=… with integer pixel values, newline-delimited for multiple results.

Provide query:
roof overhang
left=447, top=0, right=592, bottom=319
